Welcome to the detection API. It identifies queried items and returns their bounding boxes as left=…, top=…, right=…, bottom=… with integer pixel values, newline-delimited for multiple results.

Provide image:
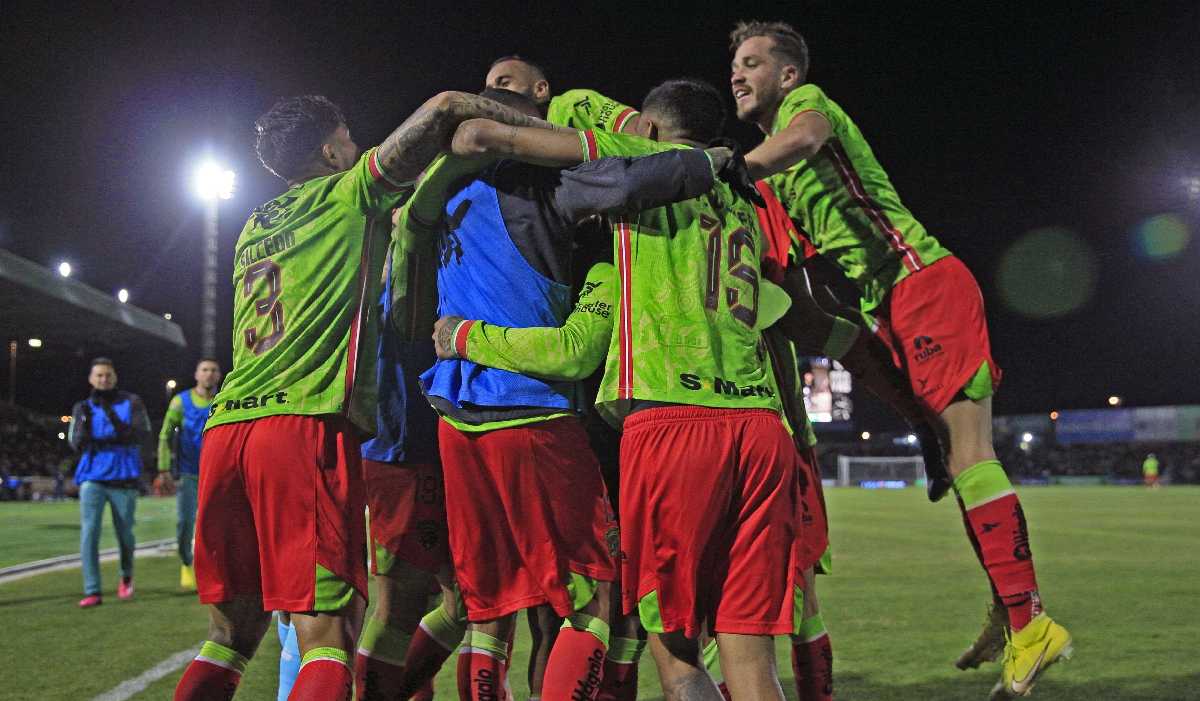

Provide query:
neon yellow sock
left=301, top=646, right=349, bottom=667
left=562, top=611, right=611, bottom=648
left=358, top=616, right=414, bottom=664
left=196, top=641, right=249, bottom=675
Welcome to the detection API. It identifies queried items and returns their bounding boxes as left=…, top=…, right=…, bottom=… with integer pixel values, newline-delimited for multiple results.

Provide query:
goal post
left=836, top=455, right=926, bottom=487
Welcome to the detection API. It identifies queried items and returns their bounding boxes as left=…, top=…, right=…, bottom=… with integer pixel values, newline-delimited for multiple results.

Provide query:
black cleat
left=914, top=422, right=953, bottom=501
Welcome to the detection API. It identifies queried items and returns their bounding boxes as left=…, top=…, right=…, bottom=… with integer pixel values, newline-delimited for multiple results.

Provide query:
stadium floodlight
left=60, top=416, right=70, bottom=423
left=58, top=262, right=71, bottom=277
left=195, top=162, right=235, bottom=359
left=861, top=431, right=871, bottom=440
left=1108, top=396, right=1121, bottom=406
left=1050, top=411, right=1059, bottom=420
left=58, top=432, right=65, bottom=440
left=1022, top=432, right=1034, bottom=443
left=118, top=288, right=129, bottom=303
left=164, top=313, right=172, bottom=320
left=27, top=339, right=41, bottom=348
left=906, top=433, right=917, bottom=444
left=196, top=163, right=236, bottom=200
left=166, top=379, right=177, bottom=389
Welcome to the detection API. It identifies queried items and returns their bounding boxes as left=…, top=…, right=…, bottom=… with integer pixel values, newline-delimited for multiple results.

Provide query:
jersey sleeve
left=157, top=394, right=184, bottom=473
left=459, top=262, right=616, bottom=381
left=553, top=148, right=715, bottom=224
left=547, top=89, right=639, bottom=132
left=772, top=84, right=839, bottom=137
left=397, top=154, right=495, bottom=237
left=580, top=129, right=685, bottom=162
left=331, top=147, right=417, bottom=219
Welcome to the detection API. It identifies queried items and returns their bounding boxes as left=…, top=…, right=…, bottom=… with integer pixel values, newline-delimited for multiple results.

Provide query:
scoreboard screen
left=801, top=356, right=853, bottom=422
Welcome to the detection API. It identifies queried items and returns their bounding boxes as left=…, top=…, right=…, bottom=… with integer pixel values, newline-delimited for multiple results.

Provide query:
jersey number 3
left=702, top=214, right=759, bottom=328
left=243, top=260, right=285, bottom=355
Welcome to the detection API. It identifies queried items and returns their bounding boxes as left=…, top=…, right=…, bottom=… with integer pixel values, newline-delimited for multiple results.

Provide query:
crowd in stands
left=0, top=403, right=77, bottom=500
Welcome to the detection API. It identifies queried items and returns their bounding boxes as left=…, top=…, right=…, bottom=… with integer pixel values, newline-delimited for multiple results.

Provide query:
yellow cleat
left=957, top=600, right=1009, bottom=669
left=181, top=564, right=197, bottom=591
left=988, top=612, right=1073, bottom=699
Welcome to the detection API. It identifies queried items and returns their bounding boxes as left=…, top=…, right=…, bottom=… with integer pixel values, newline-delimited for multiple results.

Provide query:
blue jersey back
left=176, top=391, right=208, bottom=476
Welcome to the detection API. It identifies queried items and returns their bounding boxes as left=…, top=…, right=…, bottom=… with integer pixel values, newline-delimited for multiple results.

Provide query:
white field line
left=91, top=644, right=203, bottom=701
left=0, top=539, right=176, bottom=584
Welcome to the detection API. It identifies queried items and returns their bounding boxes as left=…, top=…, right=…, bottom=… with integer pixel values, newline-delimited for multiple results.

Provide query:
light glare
left=166, top=379, right=177, bottom=389
left=1108, top=396, right=1121, bottom=406
left=1022, top=432, right=1034, bottom=443
left=861, top=431, right=870, bottom=440
left=196, top=163, right=236, bottom=200
left=28, top=338, right=42, bottom=348
left=118, top=289, right=129, bottom=303
left=58, top=262, right=71, bottom=277
left=906, top=433, right=917, bottom=444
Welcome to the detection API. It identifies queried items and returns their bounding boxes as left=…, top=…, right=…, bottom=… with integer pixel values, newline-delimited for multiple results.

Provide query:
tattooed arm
left=375, top=91, right=573, bottom=185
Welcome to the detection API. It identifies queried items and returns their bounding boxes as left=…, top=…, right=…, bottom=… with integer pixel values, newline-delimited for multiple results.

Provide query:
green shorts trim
left=565, top=571, right=600, bottom=612
left=963, top=361, right=995, bottom=401
left=637, top=590, right=665, bottom=634
left=314, top=563, right=356, bottom=612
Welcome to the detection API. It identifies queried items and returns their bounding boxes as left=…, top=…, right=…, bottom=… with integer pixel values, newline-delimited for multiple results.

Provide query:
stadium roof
left=0, top=248, right=186, bottom=351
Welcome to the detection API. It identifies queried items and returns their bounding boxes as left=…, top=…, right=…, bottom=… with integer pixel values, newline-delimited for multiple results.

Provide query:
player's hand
left=433, top=315, right=467, bottom=360
left=707, top=137, right=767, bottom=209
left=705, top=146, right=733, bottom=173
left=158, top=471, right=175, bottom=492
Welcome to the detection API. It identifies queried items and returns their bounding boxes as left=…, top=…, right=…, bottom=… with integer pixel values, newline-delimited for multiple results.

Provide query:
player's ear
left=319, top=142, right=339, bottom=169
left=636, top=116, right=657, bottom=141
left=533, top=79, right=550, bottom=102
left=780, top=64, right=800, bottom=90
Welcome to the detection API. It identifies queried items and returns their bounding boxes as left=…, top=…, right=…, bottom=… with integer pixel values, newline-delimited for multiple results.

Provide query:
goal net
left=836, top=455, right=926, bottom=487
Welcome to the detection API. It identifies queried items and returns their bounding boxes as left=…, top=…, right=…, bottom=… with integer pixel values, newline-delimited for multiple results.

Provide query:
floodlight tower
left=195, top=163, right=235, bottom=359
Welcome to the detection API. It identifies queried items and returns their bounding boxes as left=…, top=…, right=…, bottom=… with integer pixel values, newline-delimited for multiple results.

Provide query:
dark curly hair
left=254, top=96, right=345, bottom=181
left=641, top=78, right=726, bottom=144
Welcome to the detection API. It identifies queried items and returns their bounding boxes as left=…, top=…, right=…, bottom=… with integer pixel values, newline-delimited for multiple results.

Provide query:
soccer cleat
left=180, top=564, right=197, bottom=591
left=78, top=594, right=103, bottom=608
left=118, top=576, right=134, bottom=599
left=956, top=601, right=1009, bottom=669
left=913, top=422, right=952, bottom=501
left=987, top=613, right=1073, bottom=700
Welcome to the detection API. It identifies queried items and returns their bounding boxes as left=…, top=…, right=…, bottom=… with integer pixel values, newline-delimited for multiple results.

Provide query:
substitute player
left=173, top=91, right=561, bottom=701
left=157, top=358, right=221, bottom=591
left=729, top=20, right=1073, bottom=698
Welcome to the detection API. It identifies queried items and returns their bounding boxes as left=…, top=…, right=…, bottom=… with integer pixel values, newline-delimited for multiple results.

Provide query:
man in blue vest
left=158, top=358, right=222, bottom=591
left=68, top=357, right=151, bottom=608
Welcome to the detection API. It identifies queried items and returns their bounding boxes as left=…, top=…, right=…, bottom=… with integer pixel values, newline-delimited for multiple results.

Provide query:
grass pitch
left=1, top=487, right=1196, bottom=701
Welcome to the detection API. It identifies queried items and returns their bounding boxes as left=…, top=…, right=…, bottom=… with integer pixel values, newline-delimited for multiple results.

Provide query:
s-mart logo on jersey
left=208, top=391, right=289, bottom=417
left=678, top=373, right=775, bottom=398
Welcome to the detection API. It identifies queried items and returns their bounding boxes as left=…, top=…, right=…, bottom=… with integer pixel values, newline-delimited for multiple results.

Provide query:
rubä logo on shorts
left=571, top=648, right=605, bottom=701
left=208, top=391, right=289, bottom=417
left=679, top=373, right=775, bottom=398
left=912, top=335, right=942, bottom=363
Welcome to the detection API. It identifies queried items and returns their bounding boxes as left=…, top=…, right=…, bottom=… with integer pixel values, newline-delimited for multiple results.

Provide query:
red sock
left=398, top=624, right=458, bottom=700
left=541, top=627, right=606, bottom=701
left=791, top=633, right=833, bottom=701
left=412, top=677, right=435, bottom=701
left=355, top=651, right=405, bottom=701
left=716, top=681, right=732, bottom=701
left=289, top=658, right=354, bottom=701
left=595, top=659, right=638, bottom=701
left=174, top=658, right=242, bottom=701
left=457, top=648, right=507, bottom=701
left=959, top=490, right=1039, bottom=630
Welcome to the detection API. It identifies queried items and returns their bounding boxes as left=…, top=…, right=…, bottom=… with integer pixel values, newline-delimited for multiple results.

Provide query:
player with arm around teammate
left=729, top=20, right=1073, bottom=699
left=172, top=90, right=560, bottom=701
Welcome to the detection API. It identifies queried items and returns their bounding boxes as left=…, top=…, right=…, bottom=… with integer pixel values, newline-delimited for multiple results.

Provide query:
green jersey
left=207, top=148, right=413, bottom=433
left=547, top=89, right=639, bottom=132
left=461, top=262, right=616, bottom=381
left=587, top=131, right=781, bottom=427
left=766, top=84, right=951, bottom=312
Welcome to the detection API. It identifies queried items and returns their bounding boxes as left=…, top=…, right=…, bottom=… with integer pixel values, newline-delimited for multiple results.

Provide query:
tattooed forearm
left=376, top=92, right=572, bottom=185
left=505, top=126, right=518, bottom=157
left=433, top=315, right=466, bottom=360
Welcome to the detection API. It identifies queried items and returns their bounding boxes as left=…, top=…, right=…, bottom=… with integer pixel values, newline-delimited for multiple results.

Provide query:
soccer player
left=157, top=358, right=221, bottom=592
left=450, top=78, right=798, bottom=701
left=173, top=90, right=559, bottom=701
left=423, top=85, right=736, bottom=701
left=729, top=20, right=1074, bottom=698
left=485, top=56, right=644, bottom=134
left=1143, top=453, right=1160, bottom=489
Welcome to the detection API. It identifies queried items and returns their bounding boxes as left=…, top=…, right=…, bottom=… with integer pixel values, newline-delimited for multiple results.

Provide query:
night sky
left=2, top=0, right=1198, bottom=427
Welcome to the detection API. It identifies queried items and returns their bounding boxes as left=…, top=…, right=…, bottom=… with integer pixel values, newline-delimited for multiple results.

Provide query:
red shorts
left=620, top=406, right=798, bottom=637
left=872, top=255, right=1002, bottom=417
left=365, top=460, right=451, bottom=576
left=439, top=416, right=618, bottom=621
left=795, top=443, right=829, bottom=576
left=195, top=414, right=367, bottom=612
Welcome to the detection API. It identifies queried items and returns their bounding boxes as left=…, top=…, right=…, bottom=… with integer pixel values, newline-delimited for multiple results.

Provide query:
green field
left=1, top=487, right=1197, bottom=700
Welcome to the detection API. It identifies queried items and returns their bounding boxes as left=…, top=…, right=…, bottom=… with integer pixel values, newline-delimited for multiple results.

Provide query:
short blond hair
left=730, top=20, right=809, bottom=83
